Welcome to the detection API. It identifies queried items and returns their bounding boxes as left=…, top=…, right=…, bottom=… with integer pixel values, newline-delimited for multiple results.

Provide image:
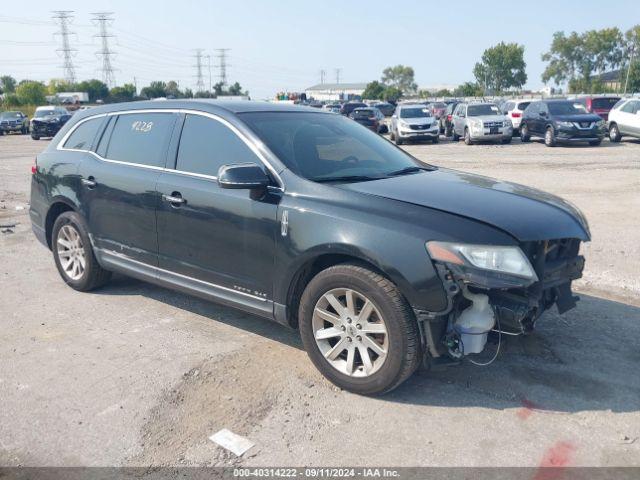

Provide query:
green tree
left=15, top=80, right=46, bottom=105
left=542, top=28, right=625, bottom=93
left=453, top=82, right=483, bottom=97
left=183, top=88, right=194, bottom=98
left=382, top=86, right=403, bottom=102
left=47, top=79, right=74, bottom=95
left=227, top=82, right=246, bottom=96
left=473, top=42, right=527, bottom=94
left=108, top=84, right=136, bottom=103
left=75, top=79, right=109, bottom=102
left=362, top=81, right=386, bottom=100
left=0, top=75, right=17, bottom=94
left=165, top=80, right=182, bottom=98
left=140, top=81, right=167, bottom=99
left=381, top=65, right=417, bottom=94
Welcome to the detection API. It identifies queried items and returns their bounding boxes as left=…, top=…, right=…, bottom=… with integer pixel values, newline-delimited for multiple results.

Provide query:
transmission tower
left=214, top=48, right=231, bottom=86
left=52, top=11, right=77, bottom=84
left=193, top=49, right=205, bottom=92
left=319, top=69, right=326, bottom=84
left=335, top=68, right=342, bottom=84
left=92, top=12, right=116, bottom=88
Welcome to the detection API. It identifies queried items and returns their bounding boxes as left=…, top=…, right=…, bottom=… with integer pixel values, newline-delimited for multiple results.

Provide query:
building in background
left=305, top=82, right=368, bottom=101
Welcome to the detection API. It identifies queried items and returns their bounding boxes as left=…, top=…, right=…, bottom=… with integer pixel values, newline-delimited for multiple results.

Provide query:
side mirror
left=218, top=163, right=271, bottom=190
left=540, top=111, right=547, bottom=117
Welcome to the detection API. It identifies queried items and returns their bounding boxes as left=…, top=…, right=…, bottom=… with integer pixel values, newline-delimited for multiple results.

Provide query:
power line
left=214, top=48, right=230, bottom=86
left=51, top=10, right=76, bottom=84
left=92, top=12, right=116, bottom=88
left=193, top=48, right=205, bottom=92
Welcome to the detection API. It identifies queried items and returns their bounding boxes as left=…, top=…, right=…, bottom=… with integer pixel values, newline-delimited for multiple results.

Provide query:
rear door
left=155, top=113, right=280, bottom=311
left=77, top=111, right=177, bottom=265
left=618, top=100, right=640, bottom=136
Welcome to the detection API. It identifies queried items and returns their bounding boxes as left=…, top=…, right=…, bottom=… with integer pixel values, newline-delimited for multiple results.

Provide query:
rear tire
left=520, top=123, right=531, bottom=142
left=52, top=211, right=111, bottom=292
left=609, top=123, right=621, bottom=142
left=544, top=127, right=556, bottom=147
left=299, top=264, right=421, bottom=395
left=31, top=135, right=40, bottom=140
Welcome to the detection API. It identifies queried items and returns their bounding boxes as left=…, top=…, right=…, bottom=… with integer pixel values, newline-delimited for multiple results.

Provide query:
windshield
left=468, top=104, right=500, bottom=116
left=35, top=109, right=55, bottom=118
left=548, top=102, right=587, bottom=115
left=431, top=103, right=446, bottom=109
left=400, top=107, right=431, bottom=119
left=240, top=112, right=433, bottom=182
left=1, top=112, right=21, bottom=119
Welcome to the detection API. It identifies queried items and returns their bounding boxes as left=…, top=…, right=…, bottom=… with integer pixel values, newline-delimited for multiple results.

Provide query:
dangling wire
left=464, top=307, right=502, bottom=367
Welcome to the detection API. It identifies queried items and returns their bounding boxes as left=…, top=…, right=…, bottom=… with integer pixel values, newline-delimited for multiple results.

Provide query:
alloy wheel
left=57, top=224, right=86, bottom=281
left=312, top=288, right=388, bottom=377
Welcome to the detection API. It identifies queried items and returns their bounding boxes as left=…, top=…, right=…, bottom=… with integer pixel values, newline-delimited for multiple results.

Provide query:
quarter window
left=621, top=101, right=638, bottom=114
left=105, top=113, right=176, bottom=167
left=175, top=114, right=259, bottom=177
left=63, top=117, right=104, bottom=151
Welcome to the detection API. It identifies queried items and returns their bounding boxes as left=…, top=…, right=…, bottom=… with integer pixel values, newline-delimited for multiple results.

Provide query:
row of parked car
left=332, top=95, right=640, bottom=148
left=0, top=106, right=73, bottom=140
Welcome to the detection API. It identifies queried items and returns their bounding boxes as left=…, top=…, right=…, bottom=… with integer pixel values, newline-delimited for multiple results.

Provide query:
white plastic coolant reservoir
left=455, top=289, right=495, bottom=355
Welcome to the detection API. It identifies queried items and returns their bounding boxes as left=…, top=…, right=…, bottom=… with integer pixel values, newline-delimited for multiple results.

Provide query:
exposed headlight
left=557, top=121, right=573, bottom=128
left=426, top=241, right=538, bottom=280
left=597, top=119, right=605, bottom=127
left=399, top=121, right=409, bottom=128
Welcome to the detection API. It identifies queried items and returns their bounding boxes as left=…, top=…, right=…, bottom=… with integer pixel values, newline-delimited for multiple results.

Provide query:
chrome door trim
left=56, top=108, right=284, bottom=190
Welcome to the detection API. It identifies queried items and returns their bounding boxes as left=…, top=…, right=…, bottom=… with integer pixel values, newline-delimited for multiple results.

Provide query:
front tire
left=432, top=135, right=439, bottom=144
left=609, top=123, right=621, bottom=142
left=394, top=132, right=403, bottom=146
left=31, top=134, right=40, bottom=140
left=464, top=128, right=473, bottom=145
left=299, top=264, right=420, bottom=395
left=544, top=127, right=556, bottom=147
left=52, top=211, right=111, bottom=291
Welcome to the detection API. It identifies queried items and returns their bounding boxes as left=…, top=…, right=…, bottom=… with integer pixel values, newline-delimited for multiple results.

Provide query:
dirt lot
left=1, top=133, right=639, bottom=468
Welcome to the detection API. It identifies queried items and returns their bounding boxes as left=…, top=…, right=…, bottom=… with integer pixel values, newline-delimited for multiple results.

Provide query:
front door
left=78, top=111, right=178, bottom=265
left=155, top=113, right=280, bottom=312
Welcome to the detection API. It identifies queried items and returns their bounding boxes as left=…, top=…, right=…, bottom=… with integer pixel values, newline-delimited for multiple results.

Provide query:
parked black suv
left=31, top=107, right=73, bottom=140
left=30, top=100, right=589, bottom=395
left=520, top=100, right=606, bottom=147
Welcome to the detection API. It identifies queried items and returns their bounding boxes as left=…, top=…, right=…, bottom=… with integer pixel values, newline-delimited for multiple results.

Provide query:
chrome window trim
left=99, top=248, right=268, bottom=302
left=56, top=108, right=284, bottom=190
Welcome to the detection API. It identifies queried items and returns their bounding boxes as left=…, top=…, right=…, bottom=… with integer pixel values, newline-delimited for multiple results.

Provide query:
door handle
left=81, top=177, right=97, bottom=188
left=162, top=193, right=186, bottom=205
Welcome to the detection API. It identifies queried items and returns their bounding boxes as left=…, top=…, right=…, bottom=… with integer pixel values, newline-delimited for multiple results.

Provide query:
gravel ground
left=1, top=133, right=639, bottom=468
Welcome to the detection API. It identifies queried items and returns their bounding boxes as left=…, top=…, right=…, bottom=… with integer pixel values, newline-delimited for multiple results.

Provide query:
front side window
left=240, top=112, right=432, bottom=182
left=105, top=113, right=176, bottom=167
left=176, top=114, right=259, bottom=177
left=63, top=117, right=104, bottom=151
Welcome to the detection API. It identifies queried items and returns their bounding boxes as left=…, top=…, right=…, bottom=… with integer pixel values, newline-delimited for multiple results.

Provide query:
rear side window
left=592, top=98, right=620, bottom=109
left=175, top=114, right=259, bottom=177
left=517, top=102, right=531, bottom=111
left=63, top=117, right=104, bottom=150
left=620, top=101, right=638, bottom=114
left=106, top=113, right=176, bottom=167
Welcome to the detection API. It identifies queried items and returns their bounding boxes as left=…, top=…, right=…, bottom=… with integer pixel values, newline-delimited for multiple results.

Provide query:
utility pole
left=624, top=45, right=635, bottom=95
left=52, top=11, right=76, bottom=84
left=193, top=49, right=205, bottom=93
left=92, top=12, right=116, bottom=88
left=319, top=69, right=326, bottom=84
left=335, top=68, right=341, bottom=84
left=206, top=54, right=212, bottom=92
left=133, top=76, right=138, bottom=95
left=214, top=48, right=231, bottom=87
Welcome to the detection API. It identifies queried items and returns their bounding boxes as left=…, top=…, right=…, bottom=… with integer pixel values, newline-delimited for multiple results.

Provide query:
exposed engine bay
left=420, top=238, right=585, bottom=364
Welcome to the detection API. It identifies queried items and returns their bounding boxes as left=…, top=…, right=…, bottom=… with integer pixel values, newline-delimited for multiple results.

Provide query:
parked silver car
left=451, top=103, right=513, bottom=145
left=390, top=104, right=440, bottom=145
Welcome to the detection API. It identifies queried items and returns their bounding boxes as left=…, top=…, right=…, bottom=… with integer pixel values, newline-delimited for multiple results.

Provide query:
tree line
left=0, top=75, right=249, bottom=108
left=362, top=24, right=640, bottom=101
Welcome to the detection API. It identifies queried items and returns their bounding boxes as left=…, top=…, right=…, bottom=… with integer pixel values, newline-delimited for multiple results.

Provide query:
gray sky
left=1, top=0, right=638, bottom=99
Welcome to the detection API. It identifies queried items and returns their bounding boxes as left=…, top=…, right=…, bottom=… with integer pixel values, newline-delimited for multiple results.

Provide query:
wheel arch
left=282, top=247, right=413, bottom=329
left=45, top=197, right=79, bottom=249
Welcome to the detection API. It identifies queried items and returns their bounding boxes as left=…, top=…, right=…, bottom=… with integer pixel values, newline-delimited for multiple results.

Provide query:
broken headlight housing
left=426, top=241, right=538, bottom=287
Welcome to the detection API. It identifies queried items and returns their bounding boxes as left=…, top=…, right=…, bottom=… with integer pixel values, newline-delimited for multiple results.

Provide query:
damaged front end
left=419, top=238, right=585, bottom=363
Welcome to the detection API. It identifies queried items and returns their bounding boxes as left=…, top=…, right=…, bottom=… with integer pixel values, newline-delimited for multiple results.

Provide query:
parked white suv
left=390, top=104, right=440, bottom=145
left=502, top=100, right=532, bottom=132
left=451, top=103, right=513, bottom=145
left=608, top=98, right=640, bottom=142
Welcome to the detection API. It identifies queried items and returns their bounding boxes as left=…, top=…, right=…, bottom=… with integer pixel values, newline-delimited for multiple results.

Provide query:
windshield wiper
left=312, top=175, right=386, bottom=183
left=386, top=166, right=425, bottom=177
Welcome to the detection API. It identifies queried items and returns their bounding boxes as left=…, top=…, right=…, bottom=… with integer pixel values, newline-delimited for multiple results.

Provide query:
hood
left=553, top=113, right=602, bottom=123
left=401, top=117, right=436, bottom=125
left=468, top=115, right=506, bottom=123
left=337, top=169, right=590, bottom=242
